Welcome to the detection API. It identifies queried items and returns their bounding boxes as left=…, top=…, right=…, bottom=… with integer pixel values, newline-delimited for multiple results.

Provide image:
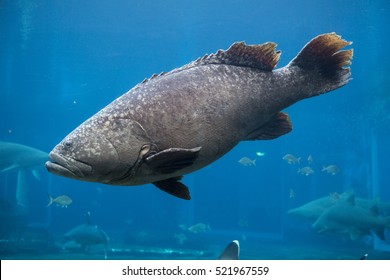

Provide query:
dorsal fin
left=141, top=71, right=167, bottom=84
left=137, top=41, right=281, bottom=86
left=194, top=41, right=281, bottom=71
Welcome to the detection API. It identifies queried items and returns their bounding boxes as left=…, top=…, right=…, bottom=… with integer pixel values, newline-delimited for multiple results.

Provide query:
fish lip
left=46, top=152, right=91, bottom=178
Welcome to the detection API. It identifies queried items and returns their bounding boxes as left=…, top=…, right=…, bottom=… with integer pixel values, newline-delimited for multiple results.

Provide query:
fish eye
left=64, top=141, right=72, bottom=148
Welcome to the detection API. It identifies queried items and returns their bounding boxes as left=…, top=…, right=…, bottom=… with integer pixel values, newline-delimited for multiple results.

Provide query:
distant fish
left=178, top=224, right=187, bottom=231
left=0, top=141, right=48, bottom=175
left=360, top=253, right=368, bottom=260
left=288, top=194, right=342, bottom=221
left=282, top=154, right=301, bottom=164
left=289, top=188, right=295, bottom=199
left=238, top=157, right=256, bottom=166
left=218, top=240, right=240, bottom=260
left=188, top=223, right=211, bottom=234
left=1, top=141, right=49, bottom=209
left=288, top=192, right=389, bottom=221
left=297, top=166, right=314, bottom=176
left=311, top=195, right=390, bottom=241
left=256, top=151, right=266, bottom=157
left=63, top=212, right=109, bottom=259
left=174, top=233, right=187, bottom=245
left=47, top=194, right=72, bottom=207
left=322, top=165, right=340, bottom=175
left=307, top=155, right=314, bottom=164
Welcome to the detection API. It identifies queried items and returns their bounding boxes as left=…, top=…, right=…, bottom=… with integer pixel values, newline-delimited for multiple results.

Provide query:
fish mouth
left=46, top=152, right=92, bottom=179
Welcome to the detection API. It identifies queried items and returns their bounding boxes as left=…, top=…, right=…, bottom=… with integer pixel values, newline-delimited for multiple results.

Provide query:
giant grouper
left=46, top=33, right=353, bottom=200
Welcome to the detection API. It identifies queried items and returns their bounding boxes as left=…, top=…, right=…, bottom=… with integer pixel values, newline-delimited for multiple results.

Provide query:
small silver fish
left=297, top=166, right=314, bottom=176
left=187, top=223, right=211, bottom=234
left=283, top=154, right=301, bottom=164
left=322, top=165, right=340, bottom=175
left=47, top=194, right=72, bottom=207
left=238, top=157, right=256, bottom=166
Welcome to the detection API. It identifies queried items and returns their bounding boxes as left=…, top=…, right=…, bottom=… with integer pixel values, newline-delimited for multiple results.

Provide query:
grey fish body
left=99, top=66, right=286, bottom=178
left=46, top=33, right=353, bottom=199
left=312, top=195, right=390, bottom=240
left=64, top=212, right=109, bottom=258
left=0, top=141, right=48, bottom=172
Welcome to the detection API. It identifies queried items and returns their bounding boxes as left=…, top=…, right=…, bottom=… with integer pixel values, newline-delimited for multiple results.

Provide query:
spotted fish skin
left=46, top=33, right=353, bottom=200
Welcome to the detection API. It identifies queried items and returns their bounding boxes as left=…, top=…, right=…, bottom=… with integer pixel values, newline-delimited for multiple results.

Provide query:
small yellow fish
left=322, top=165, right=340, bottom=175
left=282, top=154, right=301, bottom=164
left=238, top=157, right=256, bottom=166
left=47, top=194, right=72, bottom=208
left=297, top=166, right=314, bottom=176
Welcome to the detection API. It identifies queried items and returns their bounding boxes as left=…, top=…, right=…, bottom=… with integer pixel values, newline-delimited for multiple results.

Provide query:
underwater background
left=1, top=0, right=390, bottom=260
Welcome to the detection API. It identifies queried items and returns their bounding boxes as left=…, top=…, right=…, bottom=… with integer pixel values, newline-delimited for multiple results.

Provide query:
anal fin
left=245, top=112, right=292, bottom=140
left=153, top=177, right=191, bottom=200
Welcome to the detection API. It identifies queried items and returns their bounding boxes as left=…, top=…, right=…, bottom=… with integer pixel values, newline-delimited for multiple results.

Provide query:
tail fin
left=289, top=33, right=353, bottom=95
left=46, top=194, right=53, bottom=207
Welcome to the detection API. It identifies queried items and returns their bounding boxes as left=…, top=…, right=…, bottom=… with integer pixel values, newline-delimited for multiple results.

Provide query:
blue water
left=1, top=0, right=390, bottom=260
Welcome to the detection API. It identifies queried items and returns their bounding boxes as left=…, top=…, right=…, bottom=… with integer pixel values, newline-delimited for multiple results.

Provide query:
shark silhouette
left=288, top=192, right=390, bottom=221
left=0, top=141, right=48, bottom=209
left=287, top=194, right=341, bottom=221
left=312, top=195, right=390, bottom=241
left=63, top=212, right=109, bottom=259
left=0, top=141, right=48, bottom=175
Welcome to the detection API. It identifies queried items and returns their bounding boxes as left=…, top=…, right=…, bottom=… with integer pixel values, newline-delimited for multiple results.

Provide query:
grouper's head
left=45, top=116, right=151, bottom=184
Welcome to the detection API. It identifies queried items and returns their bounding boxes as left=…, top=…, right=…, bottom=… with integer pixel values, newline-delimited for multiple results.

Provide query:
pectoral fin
left=153, top=177, right=191, bottom=200
left=145, top=147, right=201, bottom=174
left=1, top=164, right=18, bottom=172
left=32, top=169, right=41, bottom=180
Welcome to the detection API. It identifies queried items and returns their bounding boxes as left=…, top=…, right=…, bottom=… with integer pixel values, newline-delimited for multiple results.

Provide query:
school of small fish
left=237, top=150, right=341, bottom=200
left=282, top=153, right=341, bottom=177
